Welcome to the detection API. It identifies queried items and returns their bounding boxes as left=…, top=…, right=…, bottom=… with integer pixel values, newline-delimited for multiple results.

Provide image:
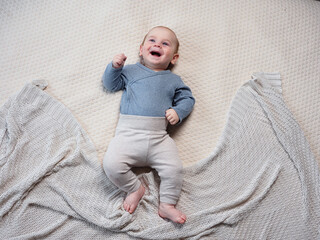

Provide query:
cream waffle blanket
left=1, top=0, right=320, bottom=239
left=1, top=74, right=320, bottom=239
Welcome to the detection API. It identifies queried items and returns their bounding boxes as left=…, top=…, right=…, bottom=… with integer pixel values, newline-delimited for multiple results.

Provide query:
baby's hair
left=140, top=26, right=180, bottom=70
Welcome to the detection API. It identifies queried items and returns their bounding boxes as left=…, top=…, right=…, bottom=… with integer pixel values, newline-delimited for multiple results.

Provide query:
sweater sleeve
left=102, top=62, right=126, bottom=92
left=171, top=79, right=195, bottom=123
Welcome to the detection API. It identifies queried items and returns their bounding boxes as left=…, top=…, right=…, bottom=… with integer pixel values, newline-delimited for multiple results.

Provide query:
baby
left=102, top=26, right=195, bottom=224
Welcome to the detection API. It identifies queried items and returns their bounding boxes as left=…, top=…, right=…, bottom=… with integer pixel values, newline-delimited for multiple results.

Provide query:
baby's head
left=139, top=26, right=180, bottom=71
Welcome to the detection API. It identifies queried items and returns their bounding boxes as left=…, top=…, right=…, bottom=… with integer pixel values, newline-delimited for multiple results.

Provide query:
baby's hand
left=112, top=53, right=127, bottom=68
left=165, top=109, right=179, bottom=125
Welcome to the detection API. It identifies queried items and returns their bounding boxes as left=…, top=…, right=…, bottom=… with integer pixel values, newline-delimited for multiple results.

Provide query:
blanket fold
left=1, top=75, right=319, bottom=239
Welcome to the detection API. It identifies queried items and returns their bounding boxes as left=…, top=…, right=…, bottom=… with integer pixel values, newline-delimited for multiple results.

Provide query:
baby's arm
left=102, top=53, right=127, bottom=92
left=165, top=109, right=179, bottom=125
left=170, top=80, right=195, bottom=124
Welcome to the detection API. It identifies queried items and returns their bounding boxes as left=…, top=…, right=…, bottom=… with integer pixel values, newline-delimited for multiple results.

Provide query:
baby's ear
left=139, top=45, right=143, bottom=56
left=170, top=53, right=179, bottom=65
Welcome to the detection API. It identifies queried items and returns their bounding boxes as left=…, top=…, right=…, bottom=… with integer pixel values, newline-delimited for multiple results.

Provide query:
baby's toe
left=178, top=215, right=186, bottom=224
left=128, top=205, right=135, bottom=214
left=123, top=201, right=129, bottom=212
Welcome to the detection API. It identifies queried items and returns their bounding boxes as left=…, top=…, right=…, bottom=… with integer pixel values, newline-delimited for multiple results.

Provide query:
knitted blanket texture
left=0, top=74, right=319, bottom=239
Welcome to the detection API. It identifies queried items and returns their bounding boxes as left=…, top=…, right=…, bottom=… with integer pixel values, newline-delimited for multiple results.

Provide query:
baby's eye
left=163, top=42, right=169, bottom=46
left=149, top=39, right=155, bottom=42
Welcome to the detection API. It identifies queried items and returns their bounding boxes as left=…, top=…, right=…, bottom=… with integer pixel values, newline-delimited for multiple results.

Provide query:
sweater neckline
left=136, top=62, right=171, bottom=74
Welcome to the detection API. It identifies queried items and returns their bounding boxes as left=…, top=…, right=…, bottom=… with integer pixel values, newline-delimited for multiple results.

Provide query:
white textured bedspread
left=1, top=0, right=319, bottom=168
left=1, top=75, right=319, bottom=239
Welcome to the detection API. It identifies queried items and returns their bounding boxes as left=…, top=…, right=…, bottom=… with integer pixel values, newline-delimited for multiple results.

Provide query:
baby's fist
left=165, top=109, right=179, bottom=125
left=112, top=53, right=127, bottom=68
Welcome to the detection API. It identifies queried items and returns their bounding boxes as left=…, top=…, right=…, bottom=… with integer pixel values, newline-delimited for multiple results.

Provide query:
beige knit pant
left=103, top=114, right=183, bottom=205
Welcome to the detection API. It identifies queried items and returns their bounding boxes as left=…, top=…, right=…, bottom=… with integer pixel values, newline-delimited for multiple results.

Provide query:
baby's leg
left=123, top=183, right=145, bottom=214
left=149, top=135, right=186, bottom=224
left=103, top=133, right=147, bottom=213
left=103, top=155, right=144, bottom=213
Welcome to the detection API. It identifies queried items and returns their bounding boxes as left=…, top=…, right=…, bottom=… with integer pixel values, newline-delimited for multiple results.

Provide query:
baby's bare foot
left=123, top=184, right=145, bottom=214
left=158, top=202, right=186, bottom=224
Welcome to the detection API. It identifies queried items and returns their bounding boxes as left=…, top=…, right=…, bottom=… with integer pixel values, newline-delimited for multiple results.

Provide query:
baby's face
left=139, top=27, right=179, bottom=71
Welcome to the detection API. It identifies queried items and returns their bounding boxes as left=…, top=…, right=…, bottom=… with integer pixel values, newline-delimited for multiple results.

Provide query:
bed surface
left=1, top=0, right=319, bottom=167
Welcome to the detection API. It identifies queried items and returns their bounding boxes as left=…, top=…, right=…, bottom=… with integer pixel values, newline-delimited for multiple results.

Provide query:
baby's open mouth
left=150, top=51, right=161, bottom=57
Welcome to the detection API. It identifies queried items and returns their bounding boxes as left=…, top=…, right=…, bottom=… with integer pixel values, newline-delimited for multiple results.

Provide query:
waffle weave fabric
left=1, top=0, right=319, bottom=168
left=0, top=74, right=319, bottom=239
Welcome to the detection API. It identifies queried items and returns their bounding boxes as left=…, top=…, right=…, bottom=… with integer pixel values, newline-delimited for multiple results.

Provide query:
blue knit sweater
left=102, top=62, right=195, bottom=122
